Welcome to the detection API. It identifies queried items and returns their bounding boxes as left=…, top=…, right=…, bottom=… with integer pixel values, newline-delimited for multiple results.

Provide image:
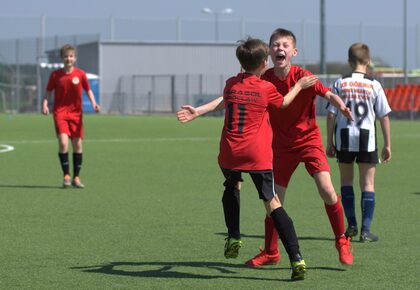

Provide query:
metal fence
left=0, top=34, right=99, bottom=113
left=1, top=16, right=420, bottom=67
left=1, top=16, right=420, bottom=118
left=1, top=69, right=420, bottom=119
left=107, top=74, right=227, bottom=115
left=104, top=74, right=420, bottom=120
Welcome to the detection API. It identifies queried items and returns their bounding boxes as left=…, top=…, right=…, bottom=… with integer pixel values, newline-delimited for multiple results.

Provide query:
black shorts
left=336, top=150, right=379, bottom=164
left=221, top=168, right=275, bottom=202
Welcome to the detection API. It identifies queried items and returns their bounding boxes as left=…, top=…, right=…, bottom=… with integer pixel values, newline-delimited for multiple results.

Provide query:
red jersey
left=263, top=66, right=329, bottom=152
left=46, top=67, right=90, bottom=118
left=218, top=73, right=284, bottom=171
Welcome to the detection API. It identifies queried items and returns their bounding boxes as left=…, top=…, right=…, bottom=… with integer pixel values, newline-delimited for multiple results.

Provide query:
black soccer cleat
left=360, top=231, right=379, bottom=242
left=345, top=225, right=358, bottom=238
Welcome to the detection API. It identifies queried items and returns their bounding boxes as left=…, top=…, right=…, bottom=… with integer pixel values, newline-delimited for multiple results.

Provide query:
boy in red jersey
left=211, top=37, right=317, bottom=280
left=177, top=28, right=354, bottom=266
left=42, top=44, right=100, bottom=188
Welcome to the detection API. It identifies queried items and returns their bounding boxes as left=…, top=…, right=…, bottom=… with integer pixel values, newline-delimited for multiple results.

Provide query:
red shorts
left=54, top=117, right=83, bottom=139
left=273, top=144, right=330, bottom=187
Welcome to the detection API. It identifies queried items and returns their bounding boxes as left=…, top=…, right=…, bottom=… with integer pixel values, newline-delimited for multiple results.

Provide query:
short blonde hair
left=269, top=28, right=297, bottom=47
left=60, top=44, right=76, bottom=58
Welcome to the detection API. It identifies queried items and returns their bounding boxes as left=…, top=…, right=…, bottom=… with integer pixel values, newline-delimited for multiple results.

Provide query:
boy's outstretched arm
left=281, top=75, right=318, bottom=108
left=324, top=91, right=354, bottom=121
left=326, top=112, right=337, bottom=158
left=379, top=115, right=391, bottom=162
left=177, top=96, right=224, bottom=123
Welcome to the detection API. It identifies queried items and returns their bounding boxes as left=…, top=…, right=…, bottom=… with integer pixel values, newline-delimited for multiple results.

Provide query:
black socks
left=270, top=207, right=302, bottom=262
left=73, top=153, right=83, bottom=177
left=58, top=153, right=70, bottom=176
left=222, top=186, right=241, bottom=240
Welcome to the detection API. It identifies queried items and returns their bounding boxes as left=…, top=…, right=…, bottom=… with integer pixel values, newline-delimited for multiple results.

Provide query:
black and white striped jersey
left=329, top=72, right=391, bottom=152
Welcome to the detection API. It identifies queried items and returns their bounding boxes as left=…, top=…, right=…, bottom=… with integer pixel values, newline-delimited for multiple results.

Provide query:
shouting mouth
left=275, top=52, right=286, bottom=62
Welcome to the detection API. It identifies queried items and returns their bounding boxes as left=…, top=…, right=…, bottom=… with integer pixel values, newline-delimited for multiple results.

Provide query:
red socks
left=264, top=197, right=345, bottom=253
left=324, top=198, right=346, bottom=240
left=265, top=216, right=279, bottom=254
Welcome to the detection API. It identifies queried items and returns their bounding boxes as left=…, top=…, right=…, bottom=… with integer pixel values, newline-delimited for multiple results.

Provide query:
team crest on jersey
left=72, top=77, right=80, bottom=85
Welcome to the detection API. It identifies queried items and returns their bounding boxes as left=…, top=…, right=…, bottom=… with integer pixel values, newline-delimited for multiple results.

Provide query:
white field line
left=0, top=144, right=15, bottom=153
left=0, top=137, right=218, bottom=145
left=1, top=132, right=418, bottom=146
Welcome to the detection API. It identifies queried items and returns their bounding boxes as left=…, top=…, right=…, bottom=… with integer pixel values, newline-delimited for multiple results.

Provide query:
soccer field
left=0, top=114, right=419, bottom=289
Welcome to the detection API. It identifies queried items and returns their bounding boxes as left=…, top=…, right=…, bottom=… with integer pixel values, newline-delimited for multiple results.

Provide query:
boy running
left=326, top=42, right=391, bottom=243
left=177, top=28, right=354, bottom=266
left=42, top=44, right=100, bottom=188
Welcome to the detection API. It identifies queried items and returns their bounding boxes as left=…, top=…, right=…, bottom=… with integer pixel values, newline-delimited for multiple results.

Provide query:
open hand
left=177, top=105, right=199, bottom=123
left=298, top=75, right=319, bottom=89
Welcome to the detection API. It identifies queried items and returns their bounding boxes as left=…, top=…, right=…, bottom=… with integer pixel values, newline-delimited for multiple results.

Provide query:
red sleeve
left=267, top=83, right=284, bottom=109
left=314, top=80, right=330, bottom=96
left=298, top=68, right=330, bottom=97
left=80, top=71, right=90, bottom=92
left=46, top=71, right=56, bottom=92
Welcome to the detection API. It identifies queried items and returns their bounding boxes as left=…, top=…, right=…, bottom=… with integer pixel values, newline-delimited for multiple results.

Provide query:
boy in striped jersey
left=326, top=43, right=392, bottom=242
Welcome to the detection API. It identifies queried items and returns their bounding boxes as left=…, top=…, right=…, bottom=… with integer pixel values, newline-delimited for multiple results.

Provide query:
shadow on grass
left=215, top=232, right=335, bottom=242
left=411, top=192, right=420, bottom=195
left=298, top=236, right=335, bottom=242
left=215, top=232, right=264, bottom=239
left=71, top=261, right=345, bottom=282
left=0, top=184, right=63, bottom=189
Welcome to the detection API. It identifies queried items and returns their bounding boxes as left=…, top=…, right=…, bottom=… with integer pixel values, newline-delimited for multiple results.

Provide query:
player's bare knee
left=72, top=139, right=83, bottom=152
left=264, top=196, right=281, bottom=214
left=58, top=143, right=68, bottom=153
left=320, top=188, right=338, bottom=204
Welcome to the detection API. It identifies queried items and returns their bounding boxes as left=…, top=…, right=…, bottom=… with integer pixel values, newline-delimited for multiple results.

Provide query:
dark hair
left=236, top=37, right=269, bottom=71
left=60, top=44, right=76, bottom=58
left=348, top=43, right=370, bottom=66
left=269, top=28, right=296, bottom=47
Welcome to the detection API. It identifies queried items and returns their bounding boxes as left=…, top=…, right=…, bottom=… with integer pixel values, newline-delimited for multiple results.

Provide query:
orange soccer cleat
left=245, top=246, right=280, bottom=267
left=335, top=236, right=353, bottom=265
left=72, top=176, right=85, bottom=189
left=63, top=174, right=72, bottom=188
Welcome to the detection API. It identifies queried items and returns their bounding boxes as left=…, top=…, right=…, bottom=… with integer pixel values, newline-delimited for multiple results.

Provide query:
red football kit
left=218, top=73, right=284, bottom=171
left=263, top=66, right=330, bottom=186
left=46, top=68, right=90, bottom=138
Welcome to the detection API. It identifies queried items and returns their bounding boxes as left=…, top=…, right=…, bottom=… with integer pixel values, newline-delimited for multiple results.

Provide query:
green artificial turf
left=0, top=114, right=418, bottom=289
